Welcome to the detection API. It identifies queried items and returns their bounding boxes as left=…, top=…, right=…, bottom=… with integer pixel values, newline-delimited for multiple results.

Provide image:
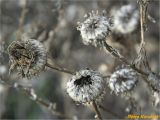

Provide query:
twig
left=134, top=0, right=149, bottom=67
left=46, top=60, right=112, bottom=78
left=102, top=41, right=159, bottom=92
left=139, top=0, right=147, bottom=47
left=14, top=83, right=68, bottom=118
left=92, top=101, right=103, bottom=120
left=0, top=79, right=69, bottom=118
left=103, top=41, right=148, bottom=76
left=46, top=61, right=74, bottom=75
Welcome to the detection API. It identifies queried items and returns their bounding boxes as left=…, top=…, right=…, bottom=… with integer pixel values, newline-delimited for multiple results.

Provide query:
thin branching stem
left=140, top=4, right=145, bottom=47
left=15, top=84, right=68, bottom=118
left=134, top=0, right=149, bottom=68
left=103, top=41, right=148, bottom=76
left=139, top=0, right=148, bottom=48
left=0, top=79, right=69, bottom=118
left=46, top=62, right=74, bottom=75
left=46, top=60, right=112, bottom=78
left=92, top=101, right=103, bottom=120
left=102, top=41, right=160, bottom=92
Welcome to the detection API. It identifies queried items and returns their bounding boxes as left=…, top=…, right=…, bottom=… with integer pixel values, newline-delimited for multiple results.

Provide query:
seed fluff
left=111, top=4, right=139, bottom=34
left=108, top=67, right=138, bottom=95
left=77, top=10, right=113, bottom=47
left=8, top=38, right=47, bottom=78
left=66, top=69, right=106, bottom=105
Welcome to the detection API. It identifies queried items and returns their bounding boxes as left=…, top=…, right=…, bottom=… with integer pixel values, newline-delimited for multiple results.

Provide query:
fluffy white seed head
left=111, top=4, right=139, bottom=34
left=77, top=11, right=113, bottom=47
left=8, top=39, right=47, bottom=78
left=66, top=69, right=106, bottom=104
left=108, top=68, right=138, bottom=95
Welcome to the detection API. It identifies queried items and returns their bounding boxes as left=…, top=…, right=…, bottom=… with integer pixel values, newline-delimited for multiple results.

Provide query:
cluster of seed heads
left=77, top=10, right=113, bottom=47
left=8, top=39, right=47, bottom=78
left=108, top=67, right=138, bottom=95
left=6, top=5, right=158, bottom=118
left=69, top=8, right=139, bottom=105
left=66, top=69, right=106, bottom=105
left=111, top=4, right=139, bottom=34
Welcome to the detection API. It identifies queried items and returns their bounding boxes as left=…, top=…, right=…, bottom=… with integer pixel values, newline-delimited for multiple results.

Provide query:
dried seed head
left=66, top=69, right=106, bottom=105
left=8, top=39, right=47, bottom=78
left=111, top=4, right=139, bottom=34
left=108, top=68, right=138, bottom=95
left=77, top=10, right=113, bottom=47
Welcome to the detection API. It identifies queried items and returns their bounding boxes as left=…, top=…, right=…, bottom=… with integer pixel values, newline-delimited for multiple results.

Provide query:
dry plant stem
left=103, top=42, right=159, bottom=92
left=92, top=101, right=103, bottom=120
left=15, top=84, right=68, bottom=118
left=139, top=0, right=146, bottom=48
left=46, top=62, right=74, bottom=75
left=0, top=80, right=68, bottom=118
left=103, top=41, right=148, bottom=76
left=46, top=60, right=112, bottom=78
left=138, top=0, right=151, bottom=71
left=135, top=0, right=148, bottom=66
left=17, top=0, right=28, bottom=40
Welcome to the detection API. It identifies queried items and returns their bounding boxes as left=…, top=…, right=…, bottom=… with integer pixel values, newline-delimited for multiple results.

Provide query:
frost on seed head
left=111, top=4, right=139, bottom=34
left=77, top=10, right=113, bottom=47
left=8, top=38, right=47, bottom=78
left=66, top=69, right=106, bottom=105
left=108, top=67, right=138, bottom=95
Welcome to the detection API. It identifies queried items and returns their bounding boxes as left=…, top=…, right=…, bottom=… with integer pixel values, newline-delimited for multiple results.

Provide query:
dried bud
left=77, top=10, right=113, bottom=47
left=8, top=39, right=47, bottom=78
left=108, top=67, right=138, bottom=95
left=111, top=4, right=139, bottom=34
left=66, top=69, right=106, bottom=105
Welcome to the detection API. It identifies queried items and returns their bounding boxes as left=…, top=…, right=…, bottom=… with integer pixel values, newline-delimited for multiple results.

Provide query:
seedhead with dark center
left=117, top=75, right=128, bottom=84
left=88, top=19, right=98, bottom=29
left=74, top=75, right=93, bottom=87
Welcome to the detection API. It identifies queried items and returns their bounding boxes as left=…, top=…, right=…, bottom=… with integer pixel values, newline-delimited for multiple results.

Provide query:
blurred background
left=0, top=0, right=159, bottom=119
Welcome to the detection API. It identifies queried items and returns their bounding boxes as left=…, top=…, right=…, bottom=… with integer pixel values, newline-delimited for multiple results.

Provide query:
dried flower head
left=77, top=10, right=113, bottom=47
left=108, top=67, right=138, bottom=95
left=111, top=4, right=139, bottom=34
left=66, top=69, right=106, bottom=105
left=8, top=39, right=47, bottom=78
